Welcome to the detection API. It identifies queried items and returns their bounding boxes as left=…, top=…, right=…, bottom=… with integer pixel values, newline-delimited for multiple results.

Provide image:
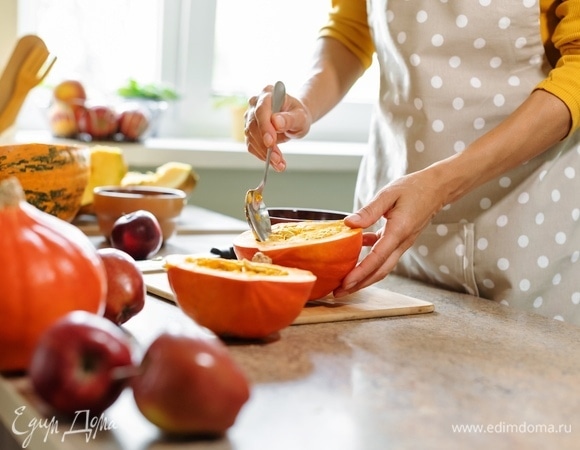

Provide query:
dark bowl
left=267, top=207, right=349, bottom=225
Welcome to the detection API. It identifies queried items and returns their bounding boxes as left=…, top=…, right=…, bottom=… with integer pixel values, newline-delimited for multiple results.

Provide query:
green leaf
left=117, top=78, right=179, bottom=101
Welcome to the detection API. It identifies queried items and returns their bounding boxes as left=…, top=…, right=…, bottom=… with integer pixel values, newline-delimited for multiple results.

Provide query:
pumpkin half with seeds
left=0, top=143, right=90, bottom=222
left=233, top=220, right=363, bottom=300
left=166, top=255, right=317, bottom=339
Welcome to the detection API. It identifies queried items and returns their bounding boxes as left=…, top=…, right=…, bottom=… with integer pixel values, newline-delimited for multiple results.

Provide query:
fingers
left=344, top=190, right=394, bottom=229
left=244, top=133, right=286, bottom=172
left=245, top=85, right=312, bottom=171
left=245, top=86, right=287, bottom=171
left=334, top=226, right=405, bottom=295
left=335, top=173, right=444, bottom=297
left=253, top=85, right=280, bottom=148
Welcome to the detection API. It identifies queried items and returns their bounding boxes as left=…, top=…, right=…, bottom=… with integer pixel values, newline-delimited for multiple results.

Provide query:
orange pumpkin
left=0, top=178, right=107, bottom=373
left=0, top=143, right=90, bottom=222
left=233, top=220, right=363, bottom=300
left=165, top=255, right=316, bottom=339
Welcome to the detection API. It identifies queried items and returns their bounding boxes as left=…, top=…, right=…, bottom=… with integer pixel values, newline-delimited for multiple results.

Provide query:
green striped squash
left=0, top=143, right=90, bottom=222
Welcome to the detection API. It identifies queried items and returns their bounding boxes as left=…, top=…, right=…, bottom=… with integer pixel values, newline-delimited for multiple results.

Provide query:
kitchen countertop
left=1, top=206, right=579, bottom=449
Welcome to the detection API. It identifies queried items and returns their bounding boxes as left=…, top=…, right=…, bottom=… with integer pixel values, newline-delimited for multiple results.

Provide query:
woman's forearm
left=430, top=89, right=572, bottom=205
left=297, top=37, right=366, bottom=124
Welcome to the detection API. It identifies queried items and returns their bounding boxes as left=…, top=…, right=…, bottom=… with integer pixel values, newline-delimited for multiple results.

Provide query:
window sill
left=14, top=130, right=366, bottom=172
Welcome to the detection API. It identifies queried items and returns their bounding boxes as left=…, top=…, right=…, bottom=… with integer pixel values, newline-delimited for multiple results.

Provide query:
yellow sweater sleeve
left=321, top=0, right=580, bottom=135
left=318, top=0, right=375, bottom=69
left=536, top=0, right=580, bottom=136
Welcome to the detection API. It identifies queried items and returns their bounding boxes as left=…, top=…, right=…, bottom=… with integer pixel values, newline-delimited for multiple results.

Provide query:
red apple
left=48, top=101, right=79, bottom=138
left=118, top=109, right=150, bottom=141
left=97, top=248, right=146, bottom=325
left=131, top=329, right=250, bottom=436
left=78, top=105, right=118, bottom=140
left=110, top=210, right=163, bottom=260
left=28, top=311, right=135, bottom=416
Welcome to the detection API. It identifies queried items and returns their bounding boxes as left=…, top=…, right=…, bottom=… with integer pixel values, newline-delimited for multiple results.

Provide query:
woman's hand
left=244, top=86, right=313, bottom=172
left=334, top=89, right=572, bottom=297
left=334, top=168, right=448, bottom=297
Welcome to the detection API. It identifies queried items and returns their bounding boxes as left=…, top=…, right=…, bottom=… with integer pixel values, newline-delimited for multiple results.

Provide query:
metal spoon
left=244, top=81, right=286, bottom=241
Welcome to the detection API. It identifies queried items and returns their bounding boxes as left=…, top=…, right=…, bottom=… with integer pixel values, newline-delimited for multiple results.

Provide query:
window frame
left=159, top=0, right=372, bottom=142
left=15, top=0, right=373, bottom=142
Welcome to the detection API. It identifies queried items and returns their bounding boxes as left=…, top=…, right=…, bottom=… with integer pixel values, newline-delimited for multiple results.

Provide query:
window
left=16, top=0, right=377, bottom=142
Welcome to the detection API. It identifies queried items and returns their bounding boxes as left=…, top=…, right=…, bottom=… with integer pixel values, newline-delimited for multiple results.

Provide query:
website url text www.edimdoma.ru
left=452, top=422, right=572, bottom=434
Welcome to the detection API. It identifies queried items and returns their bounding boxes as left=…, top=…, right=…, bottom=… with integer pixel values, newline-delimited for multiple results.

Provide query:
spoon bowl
left=244, top=81, right=286, bottom=241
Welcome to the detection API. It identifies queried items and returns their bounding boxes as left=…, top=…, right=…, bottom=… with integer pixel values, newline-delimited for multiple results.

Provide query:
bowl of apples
left=47, top=80, right=157, bottom=142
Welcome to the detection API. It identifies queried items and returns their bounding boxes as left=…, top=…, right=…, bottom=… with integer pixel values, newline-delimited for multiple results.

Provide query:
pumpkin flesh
left=166, top=256, right=316, bottom=339
left=233, top=220, right=363, bottom=300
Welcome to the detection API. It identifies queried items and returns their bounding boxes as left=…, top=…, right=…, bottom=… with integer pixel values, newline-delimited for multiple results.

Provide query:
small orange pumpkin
left=233, top=220, right=363, bottom=300
left=0, top=143, right=90, bottom=222
left=165, top=255, right=316, bottom=339
left=0, top=177, right=107, bottom=373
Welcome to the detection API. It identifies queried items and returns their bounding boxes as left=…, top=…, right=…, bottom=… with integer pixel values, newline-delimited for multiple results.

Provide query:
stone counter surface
left=1, top=208, right=579, bottom=449
left=223, top=276, right=580, bottom=450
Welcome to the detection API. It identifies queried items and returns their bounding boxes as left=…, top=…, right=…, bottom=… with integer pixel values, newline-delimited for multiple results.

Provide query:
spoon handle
left=260, top=81, right=285, bottom=188
left=272, top=81, right=285, bottom=114
left=262, top=147, right=272, bottom=188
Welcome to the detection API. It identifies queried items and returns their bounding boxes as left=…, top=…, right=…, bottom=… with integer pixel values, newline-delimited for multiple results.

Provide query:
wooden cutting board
left=144, top=272, right=435, bottom=324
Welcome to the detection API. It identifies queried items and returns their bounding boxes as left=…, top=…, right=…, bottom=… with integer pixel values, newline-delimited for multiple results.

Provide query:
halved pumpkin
left=165, top=256, right=316, bottom=339
left=233, top=220, right=363, bottom=300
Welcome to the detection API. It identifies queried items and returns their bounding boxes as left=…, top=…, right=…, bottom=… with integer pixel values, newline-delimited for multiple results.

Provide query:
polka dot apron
left=356, top=0, right=580, bottom=324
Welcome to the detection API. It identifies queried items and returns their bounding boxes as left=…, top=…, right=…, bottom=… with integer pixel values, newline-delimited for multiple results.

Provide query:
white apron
left=356, top=0, right=580, bottom=324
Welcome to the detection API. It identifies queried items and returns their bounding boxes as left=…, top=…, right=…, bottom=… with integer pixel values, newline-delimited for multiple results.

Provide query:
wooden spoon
left=0, top=35, right=48, bottom=116
left=0, top=44, right=56, bottom=134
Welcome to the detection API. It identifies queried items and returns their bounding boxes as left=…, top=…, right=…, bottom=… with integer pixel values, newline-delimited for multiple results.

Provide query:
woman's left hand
left=334, top=168, right=448, bottom=297
left=334, top=89, right=573, bottom=297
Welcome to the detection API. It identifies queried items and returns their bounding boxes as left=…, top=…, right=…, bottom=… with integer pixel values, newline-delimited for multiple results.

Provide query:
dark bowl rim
left=267, top=207, right=350, bottom=220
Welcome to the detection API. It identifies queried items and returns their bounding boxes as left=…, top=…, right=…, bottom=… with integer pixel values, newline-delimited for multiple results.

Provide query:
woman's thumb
left=344, top=210, right=371, bottom=229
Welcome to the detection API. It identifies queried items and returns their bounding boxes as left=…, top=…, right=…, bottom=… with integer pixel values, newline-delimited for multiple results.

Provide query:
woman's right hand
left=244, top=85, right=313, bottom=172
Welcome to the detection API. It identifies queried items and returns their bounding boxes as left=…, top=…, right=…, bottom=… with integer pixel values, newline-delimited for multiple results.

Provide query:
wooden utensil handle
left=0, top=35, right=47, bottom=114
left=0, top=90, right=29, bottom=133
